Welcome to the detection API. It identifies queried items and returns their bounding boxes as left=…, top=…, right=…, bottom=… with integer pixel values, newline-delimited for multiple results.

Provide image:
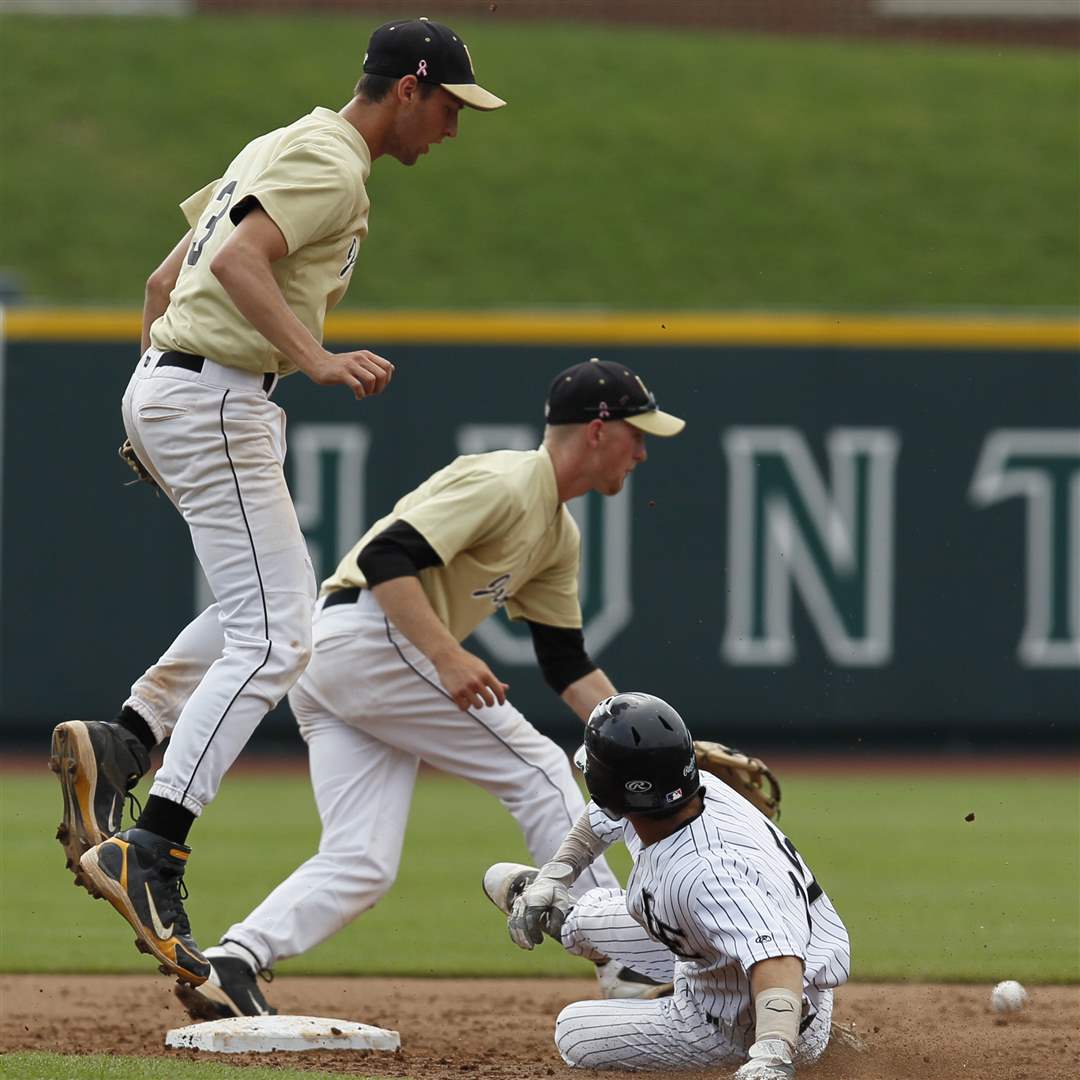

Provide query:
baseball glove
left=118, top=438, right=159, bottom=490
left=693, top=740, right=781, bottom=821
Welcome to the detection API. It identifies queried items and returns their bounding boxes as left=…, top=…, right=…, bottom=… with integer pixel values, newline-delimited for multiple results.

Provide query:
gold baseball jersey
left=323, top=447, right=583, bottom=642
left=151, top=107, right=371, bottom=376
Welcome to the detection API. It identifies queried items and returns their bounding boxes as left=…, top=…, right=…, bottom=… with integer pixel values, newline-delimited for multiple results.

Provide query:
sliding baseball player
left=484, top=692, right=851, bottom=1077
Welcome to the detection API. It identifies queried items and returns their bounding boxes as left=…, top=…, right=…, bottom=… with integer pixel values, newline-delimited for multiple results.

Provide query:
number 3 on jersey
left=187, top=180, right=238, bottom=266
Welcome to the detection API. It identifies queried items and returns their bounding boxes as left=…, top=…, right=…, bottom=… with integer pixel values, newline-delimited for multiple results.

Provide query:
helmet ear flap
left=579, top=745, right=627, bottom=820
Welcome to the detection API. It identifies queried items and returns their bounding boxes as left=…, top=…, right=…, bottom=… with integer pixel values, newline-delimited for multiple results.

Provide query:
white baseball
left=990, top=980, right=1028, bottom=1013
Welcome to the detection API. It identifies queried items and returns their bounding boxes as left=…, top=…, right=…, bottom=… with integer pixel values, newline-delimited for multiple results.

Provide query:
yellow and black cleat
left=49, top=720, right=149, bottom=893
left=80, top=828, right=209, bottom=986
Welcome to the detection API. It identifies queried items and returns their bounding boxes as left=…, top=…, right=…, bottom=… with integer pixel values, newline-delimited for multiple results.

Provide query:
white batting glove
left=507, top=873, right=572, bottom=950
left=732, top=1039, right=796, bottom=1080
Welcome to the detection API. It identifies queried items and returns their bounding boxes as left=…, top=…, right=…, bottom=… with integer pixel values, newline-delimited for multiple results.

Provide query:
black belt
left=157, top=350, right=275, bottom=394
left=323, top=586, right=363, bottom=609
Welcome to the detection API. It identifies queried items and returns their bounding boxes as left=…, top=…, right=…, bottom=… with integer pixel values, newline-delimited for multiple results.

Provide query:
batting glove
left=732, top=1039, right=796, bottom=1080
left=507, top=875, right=572, bottom=950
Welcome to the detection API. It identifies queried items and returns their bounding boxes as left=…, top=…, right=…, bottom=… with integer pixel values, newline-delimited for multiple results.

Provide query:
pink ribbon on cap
left=417, top=60, right=428, bottom=76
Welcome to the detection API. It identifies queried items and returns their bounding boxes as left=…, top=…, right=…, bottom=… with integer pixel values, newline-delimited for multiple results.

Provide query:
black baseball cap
left=545, top=358, right=685, bottom=437
left=363, top=18, right=506, bottom=111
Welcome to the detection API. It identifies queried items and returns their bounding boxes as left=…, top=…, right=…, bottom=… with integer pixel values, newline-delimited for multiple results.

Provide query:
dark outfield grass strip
left=0, top=15, right=1076, bottom=310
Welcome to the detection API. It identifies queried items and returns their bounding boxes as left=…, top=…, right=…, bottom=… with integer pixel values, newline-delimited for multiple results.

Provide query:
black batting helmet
left=575, top=692, right=702, bottom=821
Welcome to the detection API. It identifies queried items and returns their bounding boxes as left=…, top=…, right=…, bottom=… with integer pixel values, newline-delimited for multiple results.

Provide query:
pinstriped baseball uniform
left=554, top=772, right=850, bottom=1071
left=209, top=447, right=622, bottom=971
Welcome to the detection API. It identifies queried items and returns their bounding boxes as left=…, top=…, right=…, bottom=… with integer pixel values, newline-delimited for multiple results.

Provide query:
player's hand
left=434, top=646, right=509, bottom=711
left=732, top=1039, right=796, bottom=1080
left=308, top=349, right=394, bottom=400
left=507, top=875, right=572, bottom=950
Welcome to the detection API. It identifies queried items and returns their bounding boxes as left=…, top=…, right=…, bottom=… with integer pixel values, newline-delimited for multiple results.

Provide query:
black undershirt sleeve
left=356, top=519, right=443, bottom=587
left=229, top=194, right=263, bottom=226
left=526, top=620, right=597, bottom=695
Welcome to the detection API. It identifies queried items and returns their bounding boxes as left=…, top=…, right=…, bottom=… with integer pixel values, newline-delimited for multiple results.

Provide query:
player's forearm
left=538, top=810, right=610, bottom=888
left=142, top=230, right=194, bottom=353
left=209, top=242, right=325, bottom=374
left=748, top=955, right=805, bottom=1054
left=560, top=668, right=617, bottom=723
left=141, top=288, right=170, bottom=355
left=749, top=956, right=803, bottom=1000
left=370, top=576, right=461, bottom=666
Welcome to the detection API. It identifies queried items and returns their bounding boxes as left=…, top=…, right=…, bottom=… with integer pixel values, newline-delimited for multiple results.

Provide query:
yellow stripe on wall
left=3, top=308, right=1079, bottom=349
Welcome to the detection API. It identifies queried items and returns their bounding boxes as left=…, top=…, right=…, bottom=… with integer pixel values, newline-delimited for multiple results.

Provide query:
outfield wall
left=1, top=309, right=1077, bottom=746
left=193, top=0, right=1080, bottom=48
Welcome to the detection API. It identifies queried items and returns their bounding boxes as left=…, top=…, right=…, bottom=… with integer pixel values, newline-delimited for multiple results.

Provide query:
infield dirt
left=2, top=974, right=1076, bottom=1079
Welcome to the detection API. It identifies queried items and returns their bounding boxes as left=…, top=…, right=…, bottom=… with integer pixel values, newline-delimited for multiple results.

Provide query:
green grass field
left=2, top=765, right=1077, bottom=983
left=0, top=1054, right=365, bottom=1080
left=1, top=13, right=1076, bottom=310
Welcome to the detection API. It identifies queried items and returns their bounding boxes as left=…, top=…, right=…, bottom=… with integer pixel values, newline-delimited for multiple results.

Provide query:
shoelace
left=153, top=864, right=193, bottom=936
left=220, top=938, right=271, bottom=980
left=125, top=790, right=143, bottom=826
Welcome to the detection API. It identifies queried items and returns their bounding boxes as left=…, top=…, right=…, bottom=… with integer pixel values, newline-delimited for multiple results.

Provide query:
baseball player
left=162, top=358, right=686, bottom=1019
left=49, top=18, right=505, bottom=988
left=482, top=692, right=851, bottom=1077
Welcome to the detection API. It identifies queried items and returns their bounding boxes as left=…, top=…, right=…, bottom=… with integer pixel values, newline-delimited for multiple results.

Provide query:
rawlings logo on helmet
left=624, top=780, right=653, bottom=792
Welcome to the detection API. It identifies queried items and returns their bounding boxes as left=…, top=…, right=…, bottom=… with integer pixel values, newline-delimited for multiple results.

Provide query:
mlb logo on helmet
left=664, top=788, right=684, bottom=804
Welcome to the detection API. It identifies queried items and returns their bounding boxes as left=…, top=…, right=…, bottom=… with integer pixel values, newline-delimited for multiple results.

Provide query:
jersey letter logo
left=640, top=888, right=699, bottom=960
left=472, top=574, right=511, bottom=608
left=339, top=235, right=359, bottom=279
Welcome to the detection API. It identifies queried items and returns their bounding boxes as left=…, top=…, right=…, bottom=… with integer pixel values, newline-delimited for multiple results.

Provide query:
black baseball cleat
left=595, top=960, right=674, bottom=1000
left=175, top=955, right=277, bottom=1021
left=79, top=827, right=210, bottom=986
left=49, top=720, right=150, bottom=892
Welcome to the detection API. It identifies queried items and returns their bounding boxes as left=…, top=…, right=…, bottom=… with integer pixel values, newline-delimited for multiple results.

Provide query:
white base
left=165, top=1014, right=401, bottom=1054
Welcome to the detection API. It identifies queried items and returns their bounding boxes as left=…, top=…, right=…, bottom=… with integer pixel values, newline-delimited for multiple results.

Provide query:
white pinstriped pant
left=555, top=888, right=833, bottom=1071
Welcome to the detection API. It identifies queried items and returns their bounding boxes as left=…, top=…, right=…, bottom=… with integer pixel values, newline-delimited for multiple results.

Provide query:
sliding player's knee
left=554, top=1003, right=598, bottom=1068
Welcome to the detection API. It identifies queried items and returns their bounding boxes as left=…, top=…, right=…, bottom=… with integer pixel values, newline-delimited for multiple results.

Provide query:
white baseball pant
left=214, top=588, right=620, bottom=969
left=555, top=889, right=833, bottom=1071
left=121, top=349, right=316, bottom=815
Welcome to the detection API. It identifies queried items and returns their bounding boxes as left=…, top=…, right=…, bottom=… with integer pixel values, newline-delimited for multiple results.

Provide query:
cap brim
left=442, top=82, right=506, bottom=111
left=626, top=410, right=685, bottom=437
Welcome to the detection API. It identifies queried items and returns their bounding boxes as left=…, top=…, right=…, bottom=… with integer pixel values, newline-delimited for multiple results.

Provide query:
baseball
left=990, top=980, right=1028, bottom=1013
